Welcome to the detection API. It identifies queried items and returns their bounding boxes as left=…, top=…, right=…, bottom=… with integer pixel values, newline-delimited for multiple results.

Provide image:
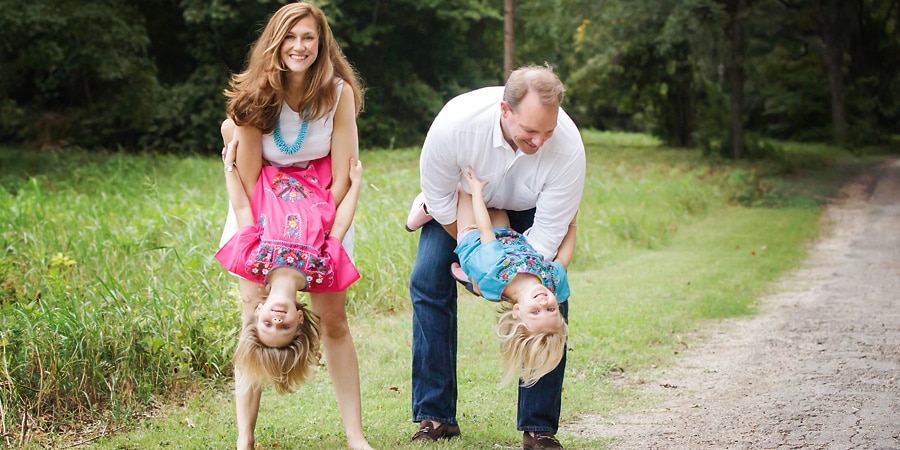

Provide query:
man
left=407, top=65, right=586, bottom=450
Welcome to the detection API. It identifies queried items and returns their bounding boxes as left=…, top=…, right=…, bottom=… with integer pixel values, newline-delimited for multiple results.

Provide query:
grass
left=0, top=131, right=888, bottom=448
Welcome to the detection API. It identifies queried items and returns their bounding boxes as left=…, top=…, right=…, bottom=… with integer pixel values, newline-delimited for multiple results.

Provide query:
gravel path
left=565, top=159, right=900, bottom=450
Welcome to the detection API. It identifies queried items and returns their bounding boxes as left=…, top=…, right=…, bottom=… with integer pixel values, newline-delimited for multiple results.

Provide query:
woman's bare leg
left=226, top=118, right=264, bottom=449
left=235, top=374, right=262, bottom=450
left=310, top=291, right=373, bottom=450
left=236, top=279, right=266, bottom=449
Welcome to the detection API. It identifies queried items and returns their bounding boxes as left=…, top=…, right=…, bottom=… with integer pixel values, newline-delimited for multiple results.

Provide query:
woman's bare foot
left=236, top=436, right=255, bottom=450
left=348, top=438, right=374, bottom=450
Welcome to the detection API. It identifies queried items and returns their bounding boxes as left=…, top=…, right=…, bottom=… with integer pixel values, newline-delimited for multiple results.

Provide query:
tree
left=843, top=0, right=900, bottom=142
left=771, top=0, right=857, bottom=146
left=505, top=0, right=515, bottom=78
left=0, top=0, right=158, bottom=148
left=2, top=0, right=896, bottom=152
left=0, top=0, right=506, bottom=151
left=722, top=0, right=749, bottom=159
left=746, top=0, right=898, bottom=145
left=135, top=0, right=284, bottom=153
left=557, top=0, right=727, bottom=147
left=331, top=0, right=503, bottom=147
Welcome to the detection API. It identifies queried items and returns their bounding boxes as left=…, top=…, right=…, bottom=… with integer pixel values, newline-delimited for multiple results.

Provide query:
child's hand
left=223, top=139, right=238, bottom=171
left=462, top=165, right=488, bottom=194
left=349, top=157, right=363, bottom=185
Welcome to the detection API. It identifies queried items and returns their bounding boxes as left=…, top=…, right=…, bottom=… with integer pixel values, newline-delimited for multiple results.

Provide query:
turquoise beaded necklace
left=273, top=106, right=312, bottom=155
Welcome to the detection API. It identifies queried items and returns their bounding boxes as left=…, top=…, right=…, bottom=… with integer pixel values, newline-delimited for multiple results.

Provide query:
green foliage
left=0, top=0, right=507, bottom=152
left=2, top=0, right=898, bottom=154
left=749, top=43, right=832, bottom=141
left=0, top=149, right=237, bottom=436
left=847, top=0, right=900, bottom=143
left=744, top=0, right=900, bottom=146
left=0, top=0, right=158, bottom=148
left=142, top=0, right=507, bottom=151
left=334, top=0, right=503, bottom=147
left=139, top=65, right=231, bottom=154
left=562, top=0, right=727, bottom=146
left=560, top=0, right=899, bottom=152
left=135, top=0, right=284, bottom=154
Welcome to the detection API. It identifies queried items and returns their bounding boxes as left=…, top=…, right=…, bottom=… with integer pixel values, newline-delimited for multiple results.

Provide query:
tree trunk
left=813, top=0, right=850, bottom=146
left=670, top=52, right=695, bottom=147
left=727, top=0, right=747, bottom=159
left=823, top=48, right=849, bottom=145
left=504, top=0, right=514, bottom=79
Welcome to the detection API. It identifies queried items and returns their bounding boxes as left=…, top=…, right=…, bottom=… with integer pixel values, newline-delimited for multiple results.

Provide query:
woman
left=219, top=3, right=371, bottom=449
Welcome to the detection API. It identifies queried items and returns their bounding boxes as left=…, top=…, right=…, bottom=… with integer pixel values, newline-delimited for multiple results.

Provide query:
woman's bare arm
left=329, top=84, right=359, bottom=207
left=329, top=157, right=361, bottom=241
left=222, top=140, right=254, bottom=228
left=230, top=125, right=263, bottom=199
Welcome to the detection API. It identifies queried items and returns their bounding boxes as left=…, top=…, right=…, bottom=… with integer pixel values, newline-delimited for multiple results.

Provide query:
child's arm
left=461, top=166, right=496, bottom=245
left=554, top=212, right=578, bottom=269
left=329, top=157, right=361, bottom=242
left=223, top=140, right=255, bottom=228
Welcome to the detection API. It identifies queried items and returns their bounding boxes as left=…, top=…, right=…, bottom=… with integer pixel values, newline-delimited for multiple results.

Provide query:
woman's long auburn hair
left=224, top=2, right=364, bottom=134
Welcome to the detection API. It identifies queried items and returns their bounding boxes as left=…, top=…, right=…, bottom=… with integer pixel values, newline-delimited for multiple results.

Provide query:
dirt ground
left=564, top=159, right=900, bottom=450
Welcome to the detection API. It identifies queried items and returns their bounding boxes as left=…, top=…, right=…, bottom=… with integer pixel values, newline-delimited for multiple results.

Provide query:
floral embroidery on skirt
left=247, top=241, right=333, bottom=288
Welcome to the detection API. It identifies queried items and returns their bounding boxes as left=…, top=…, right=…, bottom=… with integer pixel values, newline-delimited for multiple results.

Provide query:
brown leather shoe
left=411, top=420, right=461, bottom=442
left=523, top=431, right=564, bottom=450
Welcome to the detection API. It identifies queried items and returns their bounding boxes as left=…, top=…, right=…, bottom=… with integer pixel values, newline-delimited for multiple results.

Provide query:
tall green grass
left=0, top=151, right=237, bottom=444
left=0, top=133, right=881, bottom=448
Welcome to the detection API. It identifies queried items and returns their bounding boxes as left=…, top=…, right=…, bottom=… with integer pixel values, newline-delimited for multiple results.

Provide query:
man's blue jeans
left=410, top=208, right=568, bottom=433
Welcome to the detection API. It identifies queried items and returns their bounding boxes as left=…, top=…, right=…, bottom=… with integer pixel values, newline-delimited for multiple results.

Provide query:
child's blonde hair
left=497, top=305, right=568, bottom=387
left=233, top=305, right=321, bottom=394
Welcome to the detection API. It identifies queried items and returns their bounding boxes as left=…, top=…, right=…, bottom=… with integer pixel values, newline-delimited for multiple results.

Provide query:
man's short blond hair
left=503, top=64, right=565, bottom=112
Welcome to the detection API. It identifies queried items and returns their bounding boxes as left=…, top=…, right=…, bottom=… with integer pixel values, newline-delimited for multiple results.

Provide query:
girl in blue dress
left=455, top=166, right=576, bottom=387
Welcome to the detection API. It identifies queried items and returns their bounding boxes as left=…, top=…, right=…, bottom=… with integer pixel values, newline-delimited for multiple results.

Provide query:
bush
left=139, top=65, right=231, bottom=155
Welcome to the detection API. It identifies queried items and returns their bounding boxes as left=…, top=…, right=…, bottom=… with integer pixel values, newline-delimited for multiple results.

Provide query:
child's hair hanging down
left=453, top=165, right=575, bottom=387
left=497, top=304, right=569, bottom=387
left=233, top=296, right=321, bottom=394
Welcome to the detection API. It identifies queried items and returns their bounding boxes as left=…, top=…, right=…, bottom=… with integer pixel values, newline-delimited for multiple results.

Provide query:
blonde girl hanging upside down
left=455, top=166, right=576, bottom=387
left=215, top=139, right=362, bottom=393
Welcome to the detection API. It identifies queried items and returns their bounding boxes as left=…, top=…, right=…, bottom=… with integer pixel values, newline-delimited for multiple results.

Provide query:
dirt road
left=565, top=159, right=900, bottom=449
